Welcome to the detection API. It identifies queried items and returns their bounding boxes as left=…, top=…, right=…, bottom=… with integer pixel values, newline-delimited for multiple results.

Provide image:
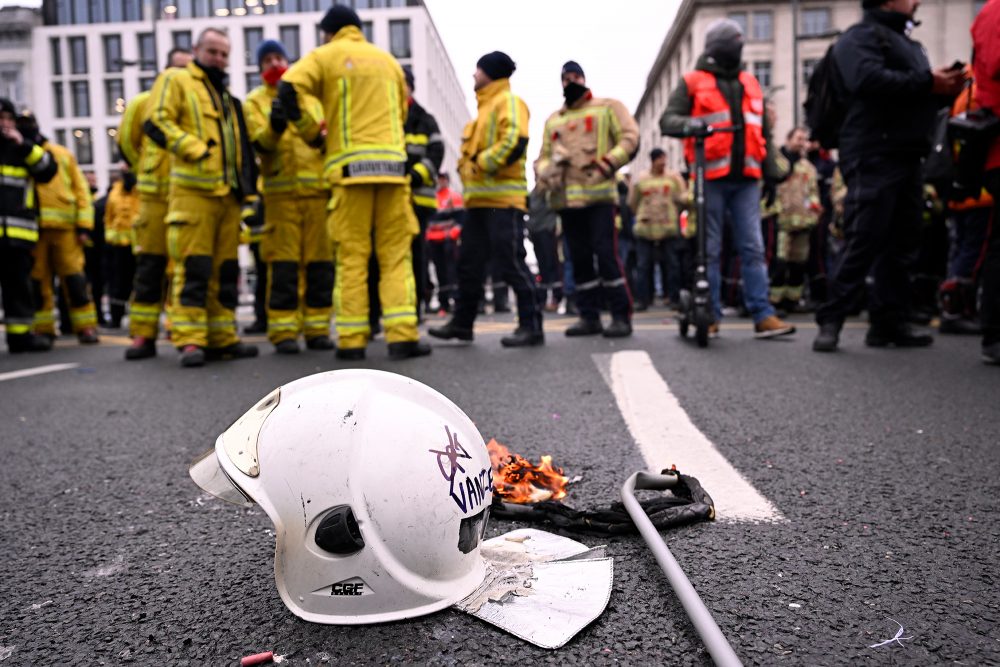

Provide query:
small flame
left=487, top=438, right=569, bottom=504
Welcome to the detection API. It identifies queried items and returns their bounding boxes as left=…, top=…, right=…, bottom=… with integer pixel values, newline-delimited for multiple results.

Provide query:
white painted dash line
left=596, top=350, right=784, bottom=523
left=0, top=363, right=80, bottom=383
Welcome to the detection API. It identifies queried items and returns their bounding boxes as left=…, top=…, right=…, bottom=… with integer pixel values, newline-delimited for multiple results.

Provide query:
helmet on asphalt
left=190, top=369, right=494, bottom=624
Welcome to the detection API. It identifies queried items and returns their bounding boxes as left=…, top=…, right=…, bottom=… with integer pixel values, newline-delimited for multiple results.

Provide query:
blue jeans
left=704, top=179, right=775, bottom=323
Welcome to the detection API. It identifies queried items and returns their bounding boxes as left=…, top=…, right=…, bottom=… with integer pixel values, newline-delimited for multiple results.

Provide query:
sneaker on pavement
left=565, top=318, right=603, bottom=337
left=754, top=315, right=796, bottom=339
left=982, top=341, right=1000, bottom=365
left=205, top=342, right=259, bottom=360
left=180, top=345, right=205, bottom=368
left=275, top=339, right=300, bottom=355
left=387, top=340, right=433, bottom=360
left=306, top=335, right=335, bottom=350
left=812, top=322, right=841, bottom=352
left=602, top=319, right=632, bottom=338
left=938, top=317, right=981, bottom=335
left=77, top=328, right=100, bottom=344
left=865, top=324, right=933, bottom=348
left=501, top=327, right=544, bottom=348
left=708, top=322, right=720, bottom=338
left=125, top=337, right=157, bottom=360
left=428, top=320, right=474, bottom=341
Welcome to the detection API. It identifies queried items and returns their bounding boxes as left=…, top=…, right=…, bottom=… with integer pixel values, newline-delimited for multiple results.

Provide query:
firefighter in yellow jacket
left=16, top=116, right=100, bottom=344
left=428, top=51, right=544, bottom=348
left=149, top=29, right=258, bottom=368
left=279, top=6, right=428, bottom=361
left=535, top=61, right=639, bottom=338
left=104, top=167, right=141, bottom=328
left=118, top=47, right=192, bottom=360
left=245, top=39, right=334, bottom=355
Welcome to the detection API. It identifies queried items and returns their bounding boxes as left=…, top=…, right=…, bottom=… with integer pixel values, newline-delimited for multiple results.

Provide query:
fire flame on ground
left=487, top=438, right=569, bottom=504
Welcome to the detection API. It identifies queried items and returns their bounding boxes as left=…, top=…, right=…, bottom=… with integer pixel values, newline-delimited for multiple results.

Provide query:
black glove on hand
left=270, top=98, right=288, bottom=135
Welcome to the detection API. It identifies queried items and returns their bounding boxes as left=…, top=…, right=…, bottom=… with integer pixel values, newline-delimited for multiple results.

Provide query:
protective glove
left=592, top=156, right=616, bottom=179
left=76, top=227, right=94, bottom=248
left=684, top=118, right=709, bottom=138
left=270, top=98, right=288, bottom=135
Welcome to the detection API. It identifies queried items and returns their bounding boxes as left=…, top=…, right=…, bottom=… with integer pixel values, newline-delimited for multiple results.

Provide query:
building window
left=73, top=128, right=93, bottom=165
left=88, top=0, right=105, bottom=22
left=173, top=30, right=193, bottom=51
left=71, top=81, right=90, bottom=117
left=53, top=83, right=66, bottom=118
left=750, top=11, right=773, bottom=42
left=362, top=21, right=373, bottom=42
left=124, top=0, right=141, bottom=21
left=103, top=35, right=123, bottom=73
left=69, top=36, right=88, bottom=74
left=389, top=20, right=411, bottom=59
left=50, top=38, right=62, bottom=76
left=105, top=79, right=125, bottom=115
left=55, top=129, right=67, bottom=147
left=727, top=12, right=748, bottom=37
left=108, top=127, right=122, bottom=163
left=140, top=76, right=156, bottom=91
left=279, top=26, right=301, bottom=62
left=752, top=61, right=772, bottom=89
left=246, top=72, right=262, bottom=92
left=244, top=27, right=264, bottom=67
left=803, top=58, right=821, bottom=87
left=801, top=8, right=832, bottom=37
left=0, top=68, right=23, bottom=105
left=138, top=33, right=156, bottom=71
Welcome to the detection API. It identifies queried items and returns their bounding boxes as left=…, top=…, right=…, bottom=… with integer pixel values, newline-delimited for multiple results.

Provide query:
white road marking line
left=595, top=350, right=784, bottom=523
left=0, top=363, right=80, bottom=383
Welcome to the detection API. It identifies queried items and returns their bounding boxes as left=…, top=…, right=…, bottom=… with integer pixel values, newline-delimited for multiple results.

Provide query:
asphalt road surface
left=1, top=310, right=998, bottom=666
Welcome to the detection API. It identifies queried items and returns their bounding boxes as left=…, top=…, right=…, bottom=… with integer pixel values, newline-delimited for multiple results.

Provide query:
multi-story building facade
left=32, top=0, right=469, bottom=191
left=0, top=6, right=41, bottom=111
left=634, top=0, right=987, bottom=175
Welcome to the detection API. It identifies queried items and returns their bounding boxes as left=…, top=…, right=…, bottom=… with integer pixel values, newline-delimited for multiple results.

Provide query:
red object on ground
left=240, top=651, right=274, bottom=666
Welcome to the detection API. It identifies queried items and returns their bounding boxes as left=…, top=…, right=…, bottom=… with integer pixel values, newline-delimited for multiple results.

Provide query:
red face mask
left=262, top=65, right=288, bottom=86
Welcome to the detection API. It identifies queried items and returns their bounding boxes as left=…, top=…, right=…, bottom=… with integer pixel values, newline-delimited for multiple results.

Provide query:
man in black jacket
left=813, top=0, right=966, bottom=352
left=0, top=98, right=58, bottom=353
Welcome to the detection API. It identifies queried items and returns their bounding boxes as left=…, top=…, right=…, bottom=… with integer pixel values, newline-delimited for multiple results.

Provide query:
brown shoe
left=754, top=315, right=796, bottom=339
left=708, top=322, right=720, bottom=338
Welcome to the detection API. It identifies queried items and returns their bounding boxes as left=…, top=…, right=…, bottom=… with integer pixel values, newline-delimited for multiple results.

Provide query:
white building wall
left=0, top=8, right=41, bottom=112
left=31, top=5, right=469, bottom=193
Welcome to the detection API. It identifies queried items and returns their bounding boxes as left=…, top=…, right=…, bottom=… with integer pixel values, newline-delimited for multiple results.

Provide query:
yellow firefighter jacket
left=118, top=89, right=170, bottom=199
left=104, top=179, right=141, bottom=246
left=535, top=93, right=639, bottom=210
left=244, top=83, right=327, bottom=198
left=148, top=61, right=251, bottom=198
left=627, top=169, right=688, bottom=241
left=37, top=141, right=93, bottom=230
left=774, top=152, right=821, bottom=232
left=457, top=78, right=530, bottom=211
left=282, top=26, right=408, bottom=187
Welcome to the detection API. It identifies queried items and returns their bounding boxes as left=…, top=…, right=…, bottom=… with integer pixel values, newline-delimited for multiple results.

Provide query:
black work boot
left=602, top=318, right=633, bottom=338
left=428, top=320, right=474, bottom=341
left=501, top=326, right=544, bottom=348
left=387, top=340, right=432, bottom=360
left=7, top=334, right=52, bottom=353
left=274, top=339, right=300, bottom=355
left=124, top=337, right=157, bottom=360
left=565, top=318, right=603, bottom=337
left=865, top=323, right=933, bottom=348
left=813, top=322, right=842, bottom=352
left=179, top=345, right=206, bottom=368
left=205, top=342, right=259, bottom=360
left=335, top=347, right=366, bottom=361
left=306, top=335, right=335, bottom=350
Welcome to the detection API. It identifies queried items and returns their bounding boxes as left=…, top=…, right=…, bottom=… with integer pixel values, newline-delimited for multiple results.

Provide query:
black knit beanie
left=476, top=51, right=516, bottom=81
left=319, top=5, right=362, bottom=36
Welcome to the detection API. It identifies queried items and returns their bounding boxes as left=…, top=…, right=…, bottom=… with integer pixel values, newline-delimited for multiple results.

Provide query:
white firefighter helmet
left=190, top=369, right=495, bottom=624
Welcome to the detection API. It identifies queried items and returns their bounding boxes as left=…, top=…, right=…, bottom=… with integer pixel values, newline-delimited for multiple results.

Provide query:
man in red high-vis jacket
left=660, top=18, right=795, bottom=339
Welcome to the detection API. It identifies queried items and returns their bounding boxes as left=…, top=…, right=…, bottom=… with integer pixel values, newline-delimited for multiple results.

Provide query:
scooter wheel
left=695, top=322, right=709, bottom=348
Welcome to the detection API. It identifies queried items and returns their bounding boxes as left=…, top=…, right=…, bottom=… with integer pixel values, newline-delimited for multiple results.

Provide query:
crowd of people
left=1, top=0, right=998, bottom=366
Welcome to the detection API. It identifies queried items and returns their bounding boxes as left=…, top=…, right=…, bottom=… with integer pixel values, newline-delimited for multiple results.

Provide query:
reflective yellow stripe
left=25, top=144, right=45, bottom=167
left=6, top=323, right=31, bottom=334
left=413, top=194, right=437, bottom=208
left=339, top=77, right=352, bottom=149
left=404, top=133, right=428, bottom=145
left=0, top=165, right=29, bottom=177
left=2, top=226, right=39, bottom=242
left=388, top=80, right=401, bottom=148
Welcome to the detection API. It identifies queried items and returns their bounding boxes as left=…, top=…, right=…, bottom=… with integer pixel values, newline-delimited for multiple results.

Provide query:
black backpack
left=803, top=42, right=847, bottom=150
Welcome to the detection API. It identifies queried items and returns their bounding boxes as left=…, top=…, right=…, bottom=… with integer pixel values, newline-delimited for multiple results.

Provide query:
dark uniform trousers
left=453, top=207, right=540, bottom=330
left=817, top=156, right=923, bottom=327
left=560, top=203, right=632, bottom=322
left=981, top=171, right=1000, bottom=346
left=1, top=242, right=37, bottom=346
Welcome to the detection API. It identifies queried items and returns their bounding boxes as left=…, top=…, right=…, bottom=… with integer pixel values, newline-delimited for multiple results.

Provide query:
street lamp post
left=792, top=0, right=800, bottom=127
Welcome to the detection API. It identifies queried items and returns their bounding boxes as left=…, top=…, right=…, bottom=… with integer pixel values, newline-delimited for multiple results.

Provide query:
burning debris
left=487, top=439, right=570, bottom=503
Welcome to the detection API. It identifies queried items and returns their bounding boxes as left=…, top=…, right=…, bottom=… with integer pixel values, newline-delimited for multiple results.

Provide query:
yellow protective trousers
left=129, top=195, right=169, bottom=339
left=31, top=228, right=97, bottom=335
left=166, top=194, right=241, bottom=350
left=261, top=195, right=334, bottom=344
left=331, top=183, right=419, bottom=349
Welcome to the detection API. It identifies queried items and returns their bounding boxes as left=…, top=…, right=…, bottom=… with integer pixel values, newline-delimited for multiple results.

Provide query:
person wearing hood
left=811, top=0, right=967, bottom=352
left=148, top=28, right=259, bottom=368
left=428, top=50, right=543, bottom=348
left=279, top=5, right=430, bottom=361
left=535, top=61, right=640, bottom=338
left=244, top=39, right=333, bottom=356
left=660, top=18, right=796, bottom=340
left=103, top=164, right=141, bottom=328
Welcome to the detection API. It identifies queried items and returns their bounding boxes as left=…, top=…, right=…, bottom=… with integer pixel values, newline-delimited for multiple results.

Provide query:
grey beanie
left=704, top=18, right=744, bottom=50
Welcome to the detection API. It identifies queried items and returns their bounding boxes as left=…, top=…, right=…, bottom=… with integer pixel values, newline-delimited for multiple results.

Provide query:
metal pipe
left=621, top=472, right=742, bottom=667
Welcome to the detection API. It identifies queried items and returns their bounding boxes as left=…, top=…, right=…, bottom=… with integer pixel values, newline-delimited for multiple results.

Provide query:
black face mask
left=122, top=172, right=137, bottom=191
left=708, top=41, right=743, bottom=70
left=197, top=60, right=228, bottom=91
left=563, top=82, right=589, bottom=107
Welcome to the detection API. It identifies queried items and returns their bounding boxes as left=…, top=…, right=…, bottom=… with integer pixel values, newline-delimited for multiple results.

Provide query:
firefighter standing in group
left=279, top=5, right=430, bottom=361
left=103, top=165, right=141, bottom=329
left=16, top=116, right=100, bottom=344
left=149, top=29, right=258, bottom=368
left=118, top=47, right=193, bottom=360
left=535, top=60, right=640, bottom=338
left=245, top=39, right=334, bottom=355
left=1, top=98, right=57, bottom=354
left=427, top=172, right=463, bottom=314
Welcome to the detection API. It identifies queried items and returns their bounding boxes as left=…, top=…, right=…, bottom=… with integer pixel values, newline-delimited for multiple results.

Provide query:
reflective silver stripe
left=414, top=186, right=436, bottom=199
left=705, top=157, right=731, bottom=172
left=428, top=133, right=443, bottom=143
left=0, top=175, right=29, bottom=188
left=420, top=158, right=436, bottom=175
left=746, top=157, right=762, bottom=170
left=577, top=279, right=601, bottom=291
left=744, top=112, right=763, bottom=127
left=693, top=110, right=731, bottom=125
left=407, top=145, right=427, bottom=157
left=602, top=277, right=626, bottom=288
left=3, top=216, right=39, bottom=230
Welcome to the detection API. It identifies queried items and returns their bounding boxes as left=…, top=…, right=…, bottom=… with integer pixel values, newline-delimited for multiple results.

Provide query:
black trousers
left=636, top=237, right=685, bottom=305
left=107, top=244, right=136, bottom=326
left=560, top=204, right=632, bottom=321
left=529, top=227, right=563, bottom=303
left=413, top=205, right=433, bottom=316
left=817, top=156, right=923, bottom=327
left=250, top=242, right=268, bottom=327
left=981, top=170, right=1000, bottom=346
left=1, top=241, right=37, bottom=346
left=453, top=207, right=540, bottom=331
left=428, top=239, right=458, bottom=310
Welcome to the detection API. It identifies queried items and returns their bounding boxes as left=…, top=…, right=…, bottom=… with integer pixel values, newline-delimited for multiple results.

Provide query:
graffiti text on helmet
left=429, top=426, right=493, bottom=514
